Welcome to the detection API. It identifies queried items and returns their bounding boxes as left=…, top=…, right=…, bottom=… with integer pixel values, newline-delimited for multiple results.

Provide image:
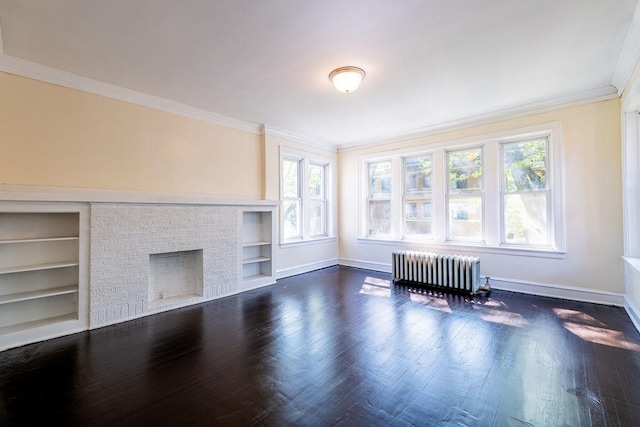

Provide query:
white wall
left=339, top=99, right=624, bottom=304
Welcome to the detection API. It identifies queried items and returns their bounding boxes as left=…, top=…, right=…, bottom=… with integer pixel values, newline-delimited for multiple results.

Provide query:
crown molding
left=613, top=1, right=640, bottom=96
left=0, top=54, right=262, bottom=135
left=264, top=124, right=338, bottom=152
left=338, top=85, right=618, bottom=152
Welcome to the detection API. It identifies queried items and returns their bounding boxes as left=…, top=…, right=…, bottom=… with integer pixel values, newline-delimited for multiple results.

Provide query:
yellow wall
left=0, top=72, right=263, bottom=197
left=339, top=99, right=624, bottom=294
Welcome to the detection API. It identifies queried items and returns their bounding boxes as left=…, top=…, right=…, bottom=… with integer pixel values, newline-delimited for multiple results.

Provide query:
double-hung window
left=281, top=148, right=333, bottom=244
left=282, top=158, right=302, bottom=241
left=403, top=155, right=433, bottom=238
left=501, top=137, right=549, bottom=246
left=367, top=161, right=392, bottom=236
left=447, top=147, right=483, bottom=242
left=308, top=163, right=327, bottom=237
left=359, top=122, right=564, bottom=255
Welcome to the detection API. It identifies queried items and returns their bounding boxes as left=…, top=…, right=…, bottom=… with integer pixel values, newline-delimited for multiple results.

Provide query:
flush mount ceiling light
left=329, top=66, right=366, bottom=94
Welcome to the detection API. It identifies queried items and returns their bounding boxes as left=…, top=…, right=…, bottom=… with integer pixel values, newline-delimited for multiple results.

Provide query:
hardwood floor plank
left=0, top=266, right=639, bottom=426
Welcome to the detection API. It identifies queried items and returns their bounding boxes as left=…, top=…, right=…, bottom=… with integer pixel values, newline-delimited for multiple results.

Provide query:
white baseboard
left=338, top=258, right=391, bottom=273
left=276, top=258, right=339, bottom=279
left=337, top=258, right=625, bottom=307
left=488, top=276, right=625, bottom=307
left=625, top=296, right=640, bottom=334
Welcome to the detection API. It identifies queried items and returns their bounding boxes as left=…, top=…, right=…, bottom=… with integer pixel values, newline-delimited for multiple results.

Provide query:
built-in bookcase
left=240, top=207, right=276, bottom=291
left=0, top=205, right=88, bottom=350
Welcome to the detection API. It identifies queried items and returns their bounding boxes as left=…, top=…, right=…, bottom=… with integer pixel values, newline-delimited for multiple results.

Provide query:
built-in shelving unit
left=0, top=206, right=88, bottom=350
left=240, top=207, right=276, bottom=290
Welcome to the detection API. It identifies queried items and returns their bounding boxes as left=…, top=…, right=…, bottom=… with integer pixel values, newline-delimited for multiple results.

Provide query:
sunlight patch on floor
left=480, top=308, right=527, bottom=327
left=408, top=292, right=453, bottom=313
left=553, top=308, right=640, bottom=351
left=562, top=322, right=640, bottom=352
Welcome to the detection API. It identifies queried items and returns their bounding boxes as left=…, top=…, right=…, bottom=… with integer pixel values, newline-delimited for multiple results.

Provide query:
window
left=282, top=158, right=301, bottom=240
left=447, top=148, right=483, bottom=242
left=403, top=155, right=432, bottom=237
left=281, top=148, right=334, bottom=244
left=501, top=137, right=549, bottom=246
left=359, top=123, right=564, bottom=255
left=308, top=163, right=326, bottom=237
left=368, top=161, right=392, bottom=236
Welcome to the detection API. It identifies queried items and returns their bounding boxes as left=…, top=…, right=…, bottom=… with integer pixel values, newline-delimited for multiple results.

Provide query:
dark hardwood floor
left=1, top=266, right=639, bottom=426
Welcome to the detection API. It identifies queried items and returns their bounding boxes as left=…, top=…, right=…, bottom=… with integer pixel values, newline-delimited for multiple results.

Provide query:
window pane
left=449, top=148, right=482, bottom=191
left=369, top=200, right=391, bottom=235
left=448, top=197, right=482, bottom=240
left=503, top=138, right=547, bottom=192
left=405, top=200, right=432, bottom=237
left=504, top=193, right=548, bottom=245
left=405, top=155, right=432, bottom=195
left=283, top=160, right=299, bottom=198
left=369, top=162, right=391, bottom=198
left=308, top=164, right=324, bottom=198
left=309, top=200, right=326, bottom=236
left=282, top=199, right=301, bottom=240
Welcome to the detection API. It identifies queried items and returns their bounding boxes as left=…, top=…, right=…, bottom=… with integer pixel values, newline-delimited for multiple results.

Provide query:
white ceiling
left=0, top=0, right=637, bottom=147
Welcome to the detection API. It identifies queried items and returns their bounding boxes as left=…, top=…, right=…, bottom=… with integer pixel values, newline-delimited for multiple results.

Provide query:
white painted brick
left=89, top=203, right=240, bottom=328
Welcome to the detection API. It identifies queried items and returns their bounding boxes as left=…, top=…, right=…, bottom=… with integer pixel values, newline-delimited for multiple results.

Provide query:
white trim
left=338, top=258, right=392, bottom=273
left=280, top=236, right=336, bottom=249
left=355, top=238, right=565, bottom=259
left=338, top=258, right=624, bottom=306
left=625, top=295, right=640, bottom=334
left=264, top=125, right=338, bottom=152
left=0, top=184, right=278, bottom=206
left=487, top=277, right=624, bottom=307
left=613, top=1, right=640, bottom=96
left=0, top=54, right=262, bottom=135
left=339, top=87, right=617, bottom=151
left=276, top=259, right=338, bottom=279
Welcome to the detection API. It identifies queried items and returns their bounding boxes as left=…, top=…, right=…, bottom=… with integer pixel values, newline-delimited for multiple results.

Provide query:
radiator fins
left=392, top=251, right=481, bottom=293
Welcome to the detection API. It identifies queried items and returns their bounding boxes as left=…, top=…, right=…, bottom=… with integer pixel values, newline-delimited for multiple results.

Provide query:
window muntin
left=501, top=138, right=549, bottom=245
left=447, top=148, right=483, bottom=242
left=403, top=155, right=433, bottom=238
left=368, top=161, right=392, bottom=236
left=282, top=158, right=302, bottom=240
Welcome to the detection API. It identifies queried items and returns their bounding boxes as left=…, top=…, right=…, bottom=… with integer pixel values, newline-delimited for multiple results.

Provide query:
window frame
left=446, top=146, right=485, bottom=243
left=358, top=122, right=565, bottom=257
left=402, top=153, right=434, bottom=240
left=280, top=147, right=334, bottom=246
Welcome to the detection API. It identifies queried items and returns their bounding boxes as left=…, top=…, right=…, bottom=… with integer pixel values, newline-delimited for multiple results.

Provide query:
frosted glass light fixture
left=329, top=66, right=366, bottom=93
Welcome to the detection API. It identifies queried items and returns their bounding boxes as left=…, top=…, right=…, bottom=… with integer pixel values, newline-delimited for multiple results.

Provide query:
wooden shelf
left=0, top=285, right=78, bottom=305
left=0, top=261, right=79, bottom=275
left=242, top=256, right=271, bottom=265
left=0, top=236, right=79, bottom=245
left=242, top=241, right=271, bottom=247
left=0, top=313, right=78, bottom=336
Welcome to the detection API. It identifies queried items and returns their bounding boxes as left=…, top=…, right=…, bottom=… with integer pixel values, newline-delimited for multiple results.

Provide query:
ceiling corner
left=612, top=1, right=640, bottom=95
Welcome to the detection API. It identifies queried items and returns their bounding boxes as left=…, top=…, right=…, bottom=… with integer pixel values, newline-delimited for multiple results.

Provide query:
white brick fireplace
left=89, top=203, right=241, bottom=328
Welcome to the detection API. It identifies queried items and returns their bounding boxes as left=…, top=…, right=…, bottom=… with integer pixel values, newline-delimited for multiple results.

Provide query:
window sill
left=281, top=237, right=336, bottom=248
left=623, top=257, right=640, bottom=274
left=357, top=237, right=565, bottom=259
